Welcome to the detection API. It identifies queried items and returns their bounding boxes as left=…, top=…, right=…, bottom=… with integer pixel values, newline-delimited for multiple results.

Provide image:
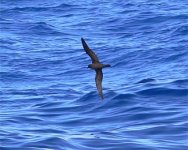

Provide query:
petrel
left=81, top=38, right=111, bottom=99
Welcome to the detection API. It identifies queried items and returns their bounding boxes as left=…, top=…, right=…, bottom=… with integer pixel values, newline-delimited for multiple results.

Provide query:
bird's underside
left=81, top=38, right=110, bottom=99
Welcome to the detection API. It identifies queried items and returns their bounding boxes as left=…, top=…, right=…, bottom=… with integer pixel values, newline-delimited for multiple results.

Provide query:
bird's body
left=81, top=38, right=110, bottom=99
left=88, top=63, right=110, bottom=70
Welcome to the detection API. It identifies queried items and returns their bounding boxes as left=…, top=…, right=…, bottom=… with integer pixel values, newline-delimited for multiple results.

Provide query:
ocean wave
left=0, top=17, right=8, bottom=22
left=171, top=24, right=188, bottom=36
left=25, top=22, right=63, bottom=36
left=136, top=87, right=188, bottom=97
left=0, top=71, right=31, bottom=81
left=171, top=79, right=188, bottom=84
left=1, top=6, right=49, bottom=12
left=137, top=78, right=156, bottom=83
left=1, top=0, right=188, bottom=149
left=165, top=51, right=188, bottom=62
left=0, top=3, right=79, bottom=13
left=0, top=39, right=15, bottom=45
left=52, top=3, right=79, bottom=10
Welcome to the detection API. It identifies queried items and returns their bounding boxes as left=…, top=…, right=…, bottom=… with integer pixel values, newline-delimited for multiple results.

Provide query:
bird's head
left=88, top=64, right=92, bottom=68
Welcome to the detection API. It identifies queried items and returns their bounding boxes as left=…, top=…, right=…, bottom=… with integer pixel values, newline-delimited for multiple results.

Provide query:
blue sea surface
left=0, top=0, right=188, bottom=149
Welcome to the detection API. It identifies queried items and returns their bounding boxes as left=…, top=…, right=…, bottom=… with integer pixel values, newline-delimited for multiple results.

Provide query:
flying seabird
left=81, top=38, right=111, bottom=99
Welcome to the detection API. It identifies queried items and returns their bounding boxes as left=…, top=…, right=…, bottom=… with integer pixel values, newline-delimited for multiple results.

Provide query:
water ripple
left=0, top=0, right=188, bottom=150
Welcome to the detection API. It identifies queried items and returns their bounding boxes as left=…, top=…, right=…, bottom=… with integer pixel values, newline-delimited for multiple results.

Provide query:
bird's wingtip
left=81, top=38, right=88, bottom=48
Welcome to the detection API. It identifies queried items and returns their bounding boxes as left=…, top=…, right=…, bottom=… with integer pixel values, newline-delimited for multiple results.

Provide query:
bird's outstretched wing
left=95, top=69, right=104, bottom=99
left=81, top=38, right=100, bottom=63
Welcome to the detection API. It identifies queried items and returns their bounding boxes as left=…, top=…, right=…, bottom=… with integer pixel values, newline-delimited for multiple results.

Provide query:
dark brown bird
left=81, top=38, right=111, bottom=99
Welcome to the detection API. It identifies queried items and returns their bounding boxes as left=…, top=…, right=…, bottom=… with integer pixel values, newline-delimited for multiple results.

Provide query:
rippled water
left=0, top=0, right=188, bottom=150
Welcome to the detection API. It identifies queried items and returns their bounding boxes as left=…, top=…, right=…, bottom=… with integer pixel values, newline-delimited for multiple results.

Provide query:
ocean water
left=0, top=0, right=188, bottom=149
